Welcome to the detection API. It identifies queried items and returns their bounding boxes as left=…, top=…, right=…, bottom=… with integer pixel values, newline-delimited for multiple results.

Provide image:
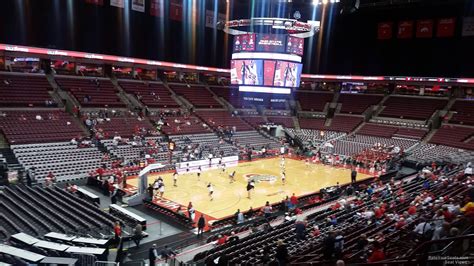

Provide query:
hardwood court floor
left=129, top=157, right=371, bottom=220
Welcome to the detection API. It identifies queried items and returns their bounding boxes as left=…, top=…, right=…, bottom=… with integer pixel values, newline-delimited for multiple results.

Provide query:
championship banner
left=85, top=0, right=104, bottom=5
left=462, top=17, right=474, bottom=36
left=170, top=0, right=183, bottom=21
left=377, top=22, right=393, bottom=40
left=397, top=20, right=414, bottom=39
left=205, top=10, right=216, bottom=28
left=416, top=19, right=433, bottom=38
left=150, top=0, right=163, bottom=17
left=132, top=0, right=145, bottom=12
left=205, top=10, right=226, bottom=28
left=110, top=0, right=124, bottom=8
left=437, top=18, right=456, bottom=38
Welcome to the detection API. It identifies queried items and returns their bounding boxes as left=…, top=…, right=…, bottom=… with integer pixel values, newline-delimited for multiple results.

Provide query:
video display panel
left=233, top=34, right=256, bottom=52
left=263, top=60, right=276, bottom=86
left=256, top=34, right=286, bottom=53
left=233, top=34, right=304, bottom=55
left=273, top=61, right=302, bottom=88
left=230, top=59, right=263, bottom=85
left=286, top=36, right=304, bottom=55
left=231, top=58, right=302, bottom=88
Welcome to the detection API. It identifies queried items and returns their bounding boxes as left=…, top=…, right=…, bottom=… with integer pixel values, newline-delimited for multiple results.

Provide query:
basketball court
left=127, top=157, right=371, bottom=220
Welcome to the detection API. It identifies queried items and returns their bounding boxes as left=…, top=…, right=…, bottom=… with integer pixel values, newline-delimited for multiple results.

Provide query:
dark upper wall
left=0, top=0, right=473, bottom=77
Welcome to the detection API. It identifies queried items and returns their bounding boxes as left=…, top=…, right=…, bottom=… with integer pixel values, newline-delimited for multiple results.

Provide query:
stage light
left=322, top=0, right=328, bottom=4
left=312, top=0, right=319, bottom=5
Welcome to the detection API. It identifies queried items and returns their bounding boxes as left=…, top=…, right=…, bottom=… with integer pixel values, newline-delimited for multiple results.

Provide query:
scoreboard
left=231, top=33, right=304, bottom=94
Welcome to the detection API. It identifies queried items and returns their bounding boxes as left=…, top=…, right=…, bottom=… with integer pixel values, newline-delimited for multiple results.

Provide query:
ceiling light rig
left=312, top=0, right=340, bottom=5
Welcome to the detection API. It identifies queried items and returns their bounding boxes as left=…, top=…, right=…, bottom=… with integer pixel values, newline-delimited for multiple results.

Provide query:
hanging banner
left=462, top=17, right=474, bottom=36
left=205, top=10, right=216, bottom=28
left=150, top=0, right=163, bottom=17
left=132, top=0, right=145, bottom=12
left=397, top=20, right=414, bottom=39
left=110, top=0, right=125, bottom=8
left=437, top=18, right=456, bottom=38
left=85, top=0, right=104, bottom=5
left=377, top=22, right=393, bottom=40
left=416, top=19, right=433, bottom=38
left=170, top=0, right=183, bottom=21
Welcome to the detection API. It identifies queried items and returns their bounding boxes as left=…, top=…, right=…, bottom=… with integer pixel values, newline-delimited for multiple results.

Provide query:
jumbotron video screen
left=230, top=33, right=304, bottom=94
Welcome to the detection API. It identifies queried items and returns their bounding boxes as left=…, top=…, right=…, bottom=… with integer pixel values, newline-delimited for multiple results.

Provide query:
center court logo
left=244, top=173, right=277, bottom=182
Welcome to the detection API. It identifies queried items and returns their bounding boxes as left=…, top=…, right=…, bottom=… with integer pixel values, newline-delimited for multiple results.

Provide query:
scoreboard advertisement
left=231, top=33, right=304, bottom=94
left=233, top=33, right=304, bottom=55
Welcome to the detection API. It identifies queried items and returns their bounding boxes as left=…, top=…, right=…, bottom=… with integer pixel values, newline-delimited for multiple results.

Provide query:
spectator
left=228, top=231, right=239, bottom=244
left=114, top=221, right=122, bottom=241
left=262, top=201, right=273, bottom=219
left=147, top=184, right=154, bottom=199
left=295, top=220, right=307, bottom=241
left=216, top=234, right=228, bottom=245
left=160, top=245, right=175, bottom=263
left=275, top=239, right=289, bottom=266
left=323, top=231, right=336, bottom=260
left=132, top=223, right=143, bottom=247
left=197, top=214, right=205, bottom=238
left=257, top=247, right=271, bottom=265
left=367, top=241, right=385, bottom=262
left=465, top=163, right=473, bottom=177
left=356, top=234, right=369, bottom=251
left=236, top=209, right=244, bottom=224
left=188, top=202, right=196, bottom=222
left=290, top=193, right=298, bottom=208
left=149, top=244, right=158, bottom=266
left=413, top=218, right=433, bottom=240
left=334, top=231, right=344, bottom=259
left=45, top=172, right=55, bottom=187
left=311, top=225, right=320, bottom=237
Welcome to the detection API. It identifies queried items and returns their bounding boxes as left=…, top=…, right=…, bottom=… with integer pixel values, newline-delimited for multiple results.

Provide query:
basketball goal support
left=126, top=163, right=165, bottom=206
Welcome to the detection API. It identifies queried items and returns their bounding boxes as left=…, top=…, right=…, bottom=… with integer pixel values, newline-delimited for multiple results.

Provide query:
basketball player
left=281, top=171, right=286, bottom=185
left=207, top=183, right=214, bottom=201
left=197, top=166, right=202, bottom=181
left=158, top=183, right=165, bottom=198
left=221, top=163, right=226, bottom=176
left=229, top=170, right=236, bottom=183
left=247, top=179, right=255, bottom=199
left=173, top=172, right=178, bottom=187
left=152, top=178, right=160, bottom=196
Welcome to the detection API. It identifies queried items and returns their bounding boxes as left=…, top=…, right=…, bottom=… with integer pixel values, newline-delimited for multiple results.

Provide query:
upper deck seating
left=56, top=77, right=125, bottom=108
left=296, top=91, right=334, bottom=112
left=0, top=73, right=55, bottom=107
left=450, top=99, right=474, bottom=126
left=210, top=87, right=252, bottom=109
left=170, top=85, right=222, bottom=108
left=379, top=96, right=448, bottom=120
left=429, top=125, right=474, bottom=150
left=0, top=110, right=84, bottom=144
left=195, top=111, right=253, bottom=131
left=327, top=115, right=363, bottom=133
left=153, top=115, right=212, bottom=135
left=119, top=81, right=179, bottom=108
left=93, top=117, right=154, bottom=138
left=298, top=118, right=326, bottom=130
left=338, top=94, right=383, bottom=114
left=267, top=116, right=295, bottom=128
left=357, top=123, right=427, bottom=140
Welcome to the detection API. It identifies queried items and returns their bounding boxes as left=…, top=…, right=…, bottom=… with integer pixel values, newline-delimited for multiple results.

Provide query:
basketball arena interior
left=1, top=0, right=474, bottom=265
